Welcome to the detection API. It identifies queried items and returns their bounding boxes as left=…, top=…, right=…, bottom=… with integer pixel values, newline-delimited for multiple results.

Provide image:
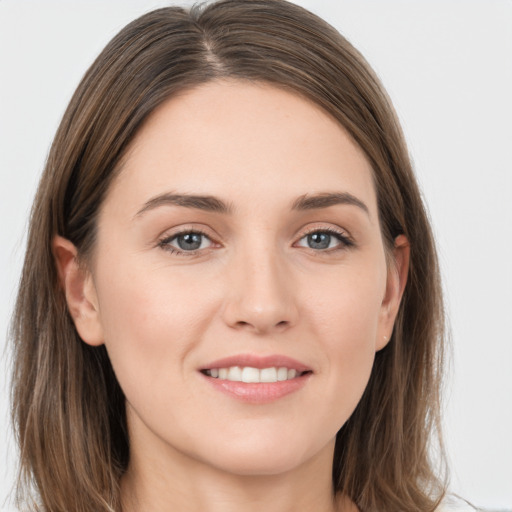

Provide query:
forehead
left=107, top=80, right=377, bottom=218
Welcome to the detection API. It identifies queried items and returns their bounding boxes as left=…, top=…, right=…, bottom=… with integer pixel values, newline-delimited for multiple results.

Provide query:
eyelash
left=299, top=227, right=354, bottom=252
left=158, top=229, right=214, bottom=256
left=157, top=227, right=354, bottom=257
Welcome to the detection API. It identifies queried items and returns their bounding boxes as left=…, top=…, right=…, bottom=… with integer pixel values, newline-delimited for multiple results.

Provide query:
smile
left=202, top=366, right=310, bottom=383
left=199, top=354, right=313, bottom=403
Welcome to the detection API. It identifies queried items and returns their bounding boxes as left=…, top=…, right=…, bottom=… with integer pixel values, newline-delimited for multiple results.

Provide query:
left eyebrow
left=291, top=192, right=370, bottom=216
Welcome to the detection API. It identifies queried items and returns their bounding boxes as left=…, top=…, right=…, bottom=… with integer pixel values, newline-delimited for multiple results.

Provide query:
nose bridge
left=222, top=239, right=298, bottom=333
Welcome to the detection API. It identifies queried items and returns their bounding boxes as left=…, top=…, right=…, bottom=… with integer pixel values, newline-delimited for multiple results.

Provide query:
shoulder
left=437, top=495, right=479, bottom=511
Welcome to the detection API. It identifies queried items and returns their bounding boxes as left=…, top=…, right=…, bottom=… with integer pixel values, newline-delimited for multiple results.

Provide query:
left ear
left=376, top=234, right=410, bottom=351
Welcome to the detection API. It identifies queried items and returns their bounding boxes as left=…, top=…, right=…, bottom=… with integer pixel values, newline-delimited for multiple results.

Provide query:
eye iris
left=177, top=233, right=202, bottom=250
left=308, top=232, right=331, bottom=249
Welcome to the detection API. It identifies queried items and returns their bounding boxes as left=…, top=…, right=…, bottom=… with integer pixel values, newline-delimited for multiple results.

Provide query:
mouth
left=201, top=366, right=312, bottom=383
left=198, top=354, right=313, bottom=403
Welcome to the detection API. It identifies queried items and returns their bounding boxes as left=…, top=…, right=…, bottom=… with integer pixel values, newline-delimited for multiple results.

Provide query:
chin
left=194, top=430, right=331, bottom=477
left=207, top=450, right=309, bottom=477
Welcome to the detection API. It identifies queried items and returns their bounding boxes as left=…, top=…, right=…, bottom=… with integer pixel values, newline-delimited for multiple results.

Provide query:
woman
left=10, top=1, right=469, bottom=511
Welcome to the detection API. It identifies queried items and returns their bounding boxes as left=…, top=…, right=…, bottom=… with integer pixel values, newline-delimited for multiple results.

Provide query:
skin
left=55, top=80, right=409, bottom=512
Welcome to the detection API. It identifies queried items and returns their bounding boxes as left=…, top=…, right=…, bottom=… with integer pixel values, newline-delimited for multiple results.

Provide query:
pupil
left=308, top=232, right=330, bottom=249
left=178, top=233, right=202, bottom=250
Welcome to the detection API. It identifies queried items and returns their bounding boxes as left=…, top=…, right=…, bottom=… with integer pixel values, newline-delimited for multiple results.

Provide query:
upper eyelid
left=296, top=224, right=354, bottom=244
left=159, top=230, right=216, bottom=248
left=158, top=223, right=350, bottom=240
left=158, top=224, right=216, bottom=241
left=299, top=225, right=349, bottom=237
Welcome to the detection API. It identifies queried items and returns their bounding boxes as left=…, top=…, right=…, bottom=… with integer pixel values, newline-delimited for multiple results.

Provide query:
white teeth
left=260, top=367, right=277, bottom=383
left=227, top=366, right=242, bottom=381
left=206, top=366, right=304, bottom=383
left=277, top=367, right=288, bottom=381
left=241, top=367, right=260, bottom=383
left=287, top=369, right=297, bottom=379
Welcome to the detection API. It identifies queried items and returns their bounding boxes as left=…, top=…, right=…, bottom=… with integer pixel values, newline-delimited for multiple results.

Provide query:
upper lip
left=200, top=354, right=312, bottom=373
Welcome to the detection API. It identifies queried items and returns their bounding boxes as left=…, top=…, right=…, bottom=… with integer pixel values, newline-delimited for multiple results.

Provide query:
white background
left=0, top=1, right=511, bottom=510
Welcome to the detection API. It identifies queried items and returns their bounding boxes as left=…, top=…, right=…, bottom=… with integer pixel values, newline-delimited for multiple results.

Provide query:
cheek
left=306, top=260, right=385, bottom=346
left=93, top=258, right=216, bottom=400
left=304, top=262, right=385, bottom=416
left=97, top=252, right=212, bottom=333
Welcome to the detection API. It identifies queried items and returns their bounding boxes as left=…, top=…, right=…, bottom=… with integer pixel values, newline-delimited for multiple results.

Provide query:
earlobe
left=52, top=235, right=104, bottom=346
left=376, top=234, right=410, bottom=351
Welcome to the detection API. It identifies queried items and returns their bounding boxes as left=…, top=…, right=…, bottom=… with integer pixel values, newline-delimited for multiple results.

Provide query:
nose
left=221, top=247, right=299, bottom=335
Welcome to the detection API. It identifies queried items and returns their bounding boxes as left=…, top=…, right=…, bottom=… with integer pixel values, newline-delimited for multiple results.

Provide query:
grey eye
left=160, top=231, right=213, bottom=253
left=297, top=231, right=345, bottom=250
left=306, top=232, right=332, bottom=250
left=175, top=233, right=206, bottom=250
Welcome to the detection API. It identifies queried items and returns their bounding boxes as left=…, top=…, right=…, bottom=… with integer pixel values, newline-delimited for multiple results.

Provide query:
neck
left=121, top=432, right=356, bottom=512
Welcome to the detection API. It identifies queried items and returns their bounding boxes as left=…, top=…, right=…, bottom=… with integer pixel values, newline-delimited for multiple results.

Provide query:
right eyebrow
left=134, top=193, right=234, bottom=218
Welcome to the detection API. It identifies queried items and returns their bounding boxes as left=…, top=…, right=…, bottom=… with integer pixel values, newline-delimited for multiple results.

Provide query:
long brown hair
left=11, top=1, right=447, bottom=511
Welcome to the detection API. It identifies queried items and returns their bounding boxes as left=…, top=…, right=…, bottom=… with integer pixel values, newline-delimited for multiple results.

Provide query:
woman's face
left=69, top=80, right=406, bottom=476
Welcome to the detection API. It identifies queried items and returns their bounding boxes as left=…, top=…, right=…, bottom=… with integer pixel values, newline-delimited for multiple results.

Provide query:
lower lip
left=200, top=372, right=312, bottom=404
